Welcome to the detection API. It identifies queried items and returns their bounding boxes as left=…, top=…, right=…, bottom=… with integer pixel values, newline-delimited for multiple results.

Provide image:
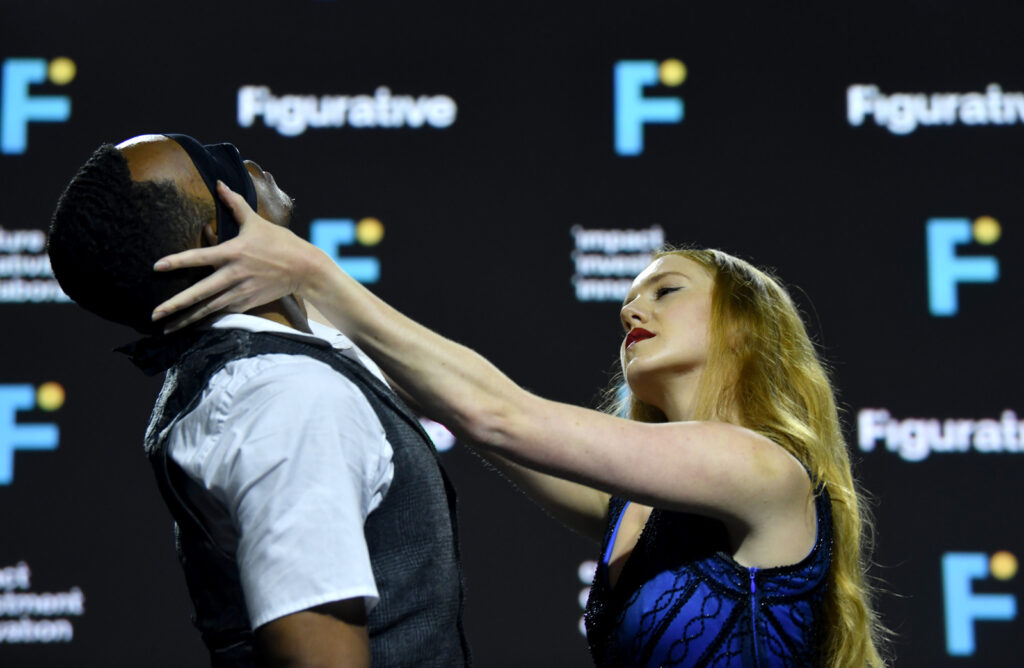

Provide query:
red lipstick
left=625, top=328, right=654, bottom=350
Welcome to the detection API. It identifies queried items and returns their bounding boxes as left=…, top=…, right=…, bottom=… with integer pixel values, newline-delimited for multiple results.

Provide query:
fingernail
left=154, top=260, right=169, bottom=270
left=152, top=310, right=165, bottom=321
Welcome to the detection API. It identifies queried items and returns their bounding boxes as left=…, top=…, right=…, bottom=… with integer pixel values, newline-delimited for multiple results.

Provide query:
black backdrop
left=2, top=2, right=1023, bottom=666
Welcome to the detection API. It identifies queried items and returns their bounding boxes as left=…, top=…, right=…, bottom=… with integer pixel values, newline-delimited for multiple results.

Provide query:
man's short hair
left=48, top=144, right=214, bottom=334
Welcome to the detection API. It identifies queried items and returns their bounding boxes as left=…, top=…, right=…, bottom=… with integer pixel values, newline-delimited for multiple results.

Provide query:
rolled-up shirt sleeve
left=169, top=353, right=393, bottom=630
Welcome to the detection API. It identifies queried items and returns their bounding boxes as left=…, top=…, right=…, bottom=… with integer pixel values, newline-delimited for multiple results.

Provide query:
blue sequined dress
left=584, top=489, right=832, bottom=667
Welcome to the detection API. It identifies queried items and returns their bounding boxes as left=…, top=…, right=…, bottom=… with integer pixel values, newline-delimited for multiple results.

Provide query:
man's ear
left=201, top=221, right=218, bottom=247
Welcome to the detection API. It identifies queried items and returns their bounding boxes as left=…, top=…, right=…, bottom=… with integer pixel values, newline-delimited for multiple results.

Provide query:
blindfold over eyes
left=163, top=133, right=258, bottom=244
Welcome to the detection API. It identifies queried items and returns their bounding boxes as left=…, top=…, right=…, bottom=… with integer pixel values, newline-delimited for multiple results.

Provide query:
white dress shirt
left=167, top=313, right=394, bottom=629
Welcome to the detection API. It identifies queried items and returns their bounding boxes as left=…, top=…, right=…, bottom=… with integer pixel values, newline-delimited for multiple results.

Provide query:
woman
left=152, top=182, right=887, bottom=667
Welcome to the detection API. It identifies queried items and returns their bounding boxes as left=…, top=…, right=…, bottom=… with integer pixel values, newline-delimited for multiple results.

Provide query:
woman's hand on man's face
left=151, top=181, right=316, bottom=333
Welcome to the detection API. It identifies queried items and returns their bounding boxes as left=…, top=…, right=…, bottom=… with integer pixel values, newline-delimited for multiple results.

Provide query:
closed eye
left=655, top=286, right=680, bottom=299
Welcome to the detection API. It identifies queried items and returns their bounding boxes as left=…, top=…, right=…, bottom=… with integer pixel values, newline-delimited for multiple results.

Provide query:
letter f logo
left=926, top=217, right=1000, bottom=316
left=1, top=58, right=74, bottom=155
left=0, top=384, right=60, bottom=485
left=613, top=60, right=685, bottom=156
left=943, top=552, right=1017, bottom=656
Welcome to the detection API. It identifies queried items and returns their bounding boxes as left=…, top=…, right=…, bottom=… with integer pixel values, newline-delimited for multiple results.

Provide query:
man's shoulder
left=209, top=347, right=368, bottom=408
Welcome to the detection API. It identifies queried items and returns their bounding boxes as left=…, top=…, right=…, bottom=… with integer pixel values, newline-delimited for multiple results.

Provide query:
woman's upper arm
left=486, top=394, right=808, bottom=528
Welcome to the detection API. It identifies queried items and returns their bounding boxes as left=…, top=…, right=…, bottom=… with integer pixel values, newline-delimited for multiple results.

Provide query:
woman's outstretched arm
left=152, top=183, right=810, bottom=534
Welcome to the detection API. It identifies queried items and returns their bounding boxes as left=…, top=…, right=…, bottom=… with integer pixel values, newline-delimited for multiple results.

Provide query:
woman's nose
left=621, top=301, right=649, bottom=325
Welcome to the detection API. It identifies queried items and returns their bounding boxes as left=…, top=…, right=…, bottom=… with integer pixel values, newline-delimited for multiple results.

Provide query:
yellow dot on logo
left=36, top=382, right=65, bottom=412
left=991, top=551, right=1018, bottom=581
left=48, top=57, right=77, bottom=86
left=356, top=218, right=384, bottom=246
left=659, top=59, right=687, bottom=87
left=973, top=216, right=1001, bottom=245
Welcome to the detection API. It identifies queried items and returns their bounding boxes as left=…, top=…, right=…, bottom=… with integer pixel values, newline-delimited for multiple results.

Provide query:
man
left=47, top=134, right=469, bottom=667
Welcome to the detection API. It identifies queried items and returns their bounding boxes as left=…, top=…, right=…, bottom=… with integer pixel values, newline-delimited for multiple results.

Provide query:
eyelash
left=655, top=286, right=680, bottom=299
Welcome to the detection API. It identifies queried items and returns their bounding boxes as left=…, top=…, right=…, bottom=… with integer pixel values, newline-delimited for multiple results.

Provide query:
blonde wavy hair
left=607, top=248, right=888, bottom=667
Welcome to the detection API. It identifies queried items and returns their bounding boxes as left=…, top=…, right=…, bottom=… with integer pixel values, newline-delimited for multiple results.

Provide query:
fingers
left=151, top=269, right=242, bottom=321
left=153, top=246, right=228, bottom=272
left=218, top=180, right=255, bottom=224
left=159, top=297, right=219, bottom=334
left=158, top=282, right=264, bottom=333
left=160, top=288, right=248, bottom=333
left=202, top=222, right=217, bottom=246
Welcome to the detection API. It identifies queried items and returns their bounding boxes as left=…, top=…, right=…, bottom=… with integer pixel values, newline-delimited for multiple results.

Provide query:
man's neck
left=245, top=295, right=311, bottom=333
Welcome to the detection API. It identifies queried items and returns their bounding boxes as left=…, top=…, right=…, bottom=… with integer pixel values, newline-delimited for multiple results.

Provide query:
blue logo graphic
left=926, top=217, right=1001, bottom=316
left=943, top=552, right=1017, bottom=656
left=1, top=58, right=74, bottom=155
left=613, top=59, right=686, bottom=156
left=310, top=218, right=384, bottom=284
left=0, top=384, right=61, bottom=486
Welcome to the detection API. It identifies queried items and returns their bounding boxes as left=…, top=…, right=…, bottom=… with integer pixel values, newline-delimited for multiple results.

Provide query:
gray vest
left=136, top=329, right=470, bottom=667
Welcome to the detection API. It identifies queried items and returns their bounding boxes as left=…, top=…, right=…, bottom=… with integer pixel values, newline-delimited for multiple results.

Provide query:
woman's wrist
left=298, top=242, right=343, bottom=303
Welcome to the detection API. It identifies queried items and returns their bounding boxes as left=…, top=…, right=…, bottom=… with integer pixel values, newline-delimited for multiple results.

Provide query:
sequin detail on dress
left=584, top=490, right=832, bottom=667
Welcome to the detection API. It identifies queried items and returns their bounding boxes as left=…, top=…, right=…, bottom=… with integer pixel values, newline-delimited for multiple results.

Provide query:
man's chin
left=275, top=201, right=295, bottom=228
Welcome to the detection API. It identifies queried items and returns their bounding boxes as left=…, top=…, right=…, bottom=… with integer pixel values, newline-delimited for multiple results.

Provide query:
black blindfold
left=163, top=133, right=257, bottom=243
